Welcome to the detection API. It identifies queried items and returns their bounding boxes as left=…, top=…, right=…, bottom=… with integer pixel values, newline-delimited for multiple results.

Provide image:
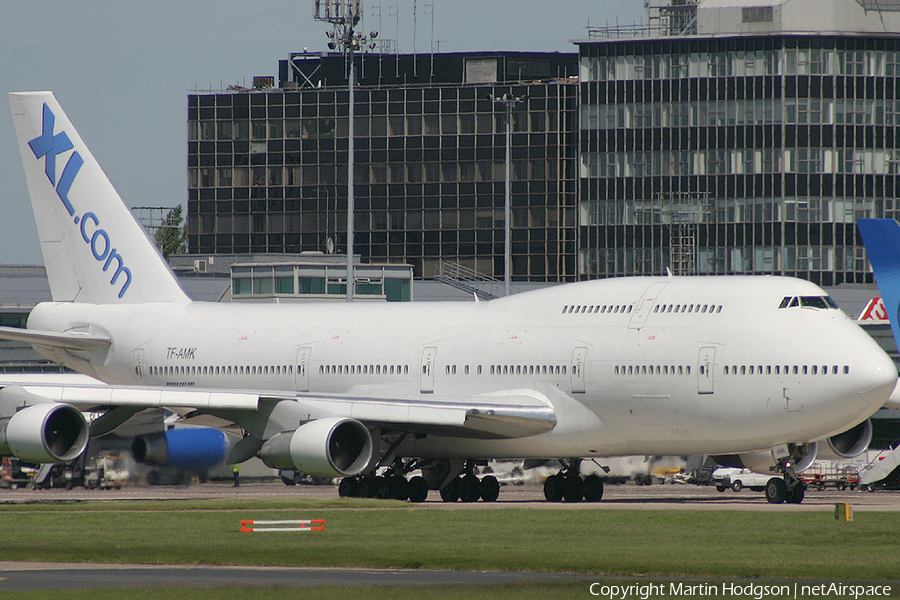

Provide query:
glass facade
left=187, top=52, right=579, bottom=281
left=578, top=35, right=900, bottom=285
left=187, top=38, right=900, bottom=286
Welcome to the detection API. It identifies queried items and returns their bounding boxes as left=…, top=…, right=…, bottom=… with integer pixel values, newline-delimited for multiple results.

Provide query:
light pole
left=489, top=92, right=526, bottom=296
left=315, top=1, right=376, bottom=301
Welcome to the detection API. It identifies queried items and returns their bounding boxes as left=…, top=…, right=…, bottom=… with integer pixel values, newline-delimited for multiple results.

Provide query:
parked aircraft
left=0, top=92, right=894, bottom=504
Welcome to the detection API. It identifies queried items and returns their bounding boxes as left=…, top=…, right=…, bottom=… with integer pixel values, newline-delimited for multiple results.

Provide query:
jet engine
left=258, top=417, right=373, bottom=478
left=821, top=419, right=873, bottom=460
left=0, top=403, right=89, bottom=463
left=132, top=428, right=230, bottom=471
left=714, top=442, right=818, bottom=474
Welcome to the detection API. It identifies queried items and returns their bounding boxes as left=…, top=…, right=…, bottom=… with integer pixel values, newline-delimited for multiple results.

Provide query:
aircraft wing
left=0, top=381, right=556, bottom=440
left=0, top=325, right=110, bottom=352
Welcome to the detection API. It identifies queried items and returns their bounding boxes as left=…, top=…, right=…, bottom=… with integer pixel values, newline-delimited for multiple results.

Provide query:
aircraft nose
left=855, top=348, right=897, bottom=407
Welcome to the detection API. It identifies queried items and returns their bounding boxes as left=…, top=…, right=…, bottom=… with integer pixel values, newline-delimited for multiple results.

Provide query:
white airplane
left=0, top=92, right=894, bottom=505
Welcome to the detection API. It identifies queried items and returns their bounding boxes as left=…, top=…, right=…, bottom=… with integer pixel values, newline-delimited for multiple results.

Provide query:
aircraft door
left=295, top=347, right=312, bottom=392
left=420, top=346, right=437, bottom=394
left=629, top=282, right=669, bottom=329
left=131, top=348, right=145, bottom=382
left=698, top=346, right=716, bottom=394
left=571, top=346, right=587, bottom=394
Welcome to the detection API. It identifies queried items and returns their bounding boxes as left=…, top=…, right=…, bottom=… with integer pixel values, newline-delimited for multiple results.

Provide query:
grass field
left=1, top=498, right=899, bottom=597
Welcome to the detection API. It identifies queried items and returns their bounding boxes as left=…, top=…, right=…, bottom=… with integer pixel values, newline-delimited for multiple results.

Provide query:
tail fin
left=8, top=92, right=188, bottom=304
left=857, top=219, right=900, bottom=344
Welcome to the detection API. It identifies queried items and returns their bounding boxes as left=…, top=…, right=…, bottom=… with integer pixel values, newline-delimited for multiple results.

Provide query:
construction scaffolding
left=587, top=0, right=698, bottom=39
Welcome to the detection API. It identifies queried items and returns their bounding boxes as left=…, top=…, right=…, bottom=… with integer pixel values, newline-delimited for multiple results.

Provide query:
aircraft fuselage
left=27, top=274, right=894, bottom=460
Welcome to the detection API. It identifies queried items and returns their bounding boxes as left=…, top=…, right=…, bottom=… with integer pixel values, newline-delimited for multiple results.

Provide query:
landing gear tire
left=440, top=477, right=460, bottom=502
left=583, top=474, right=604, bottom=502
left=765, top=477, right=787, bottom=504
left=458, top=474, right=481, bottom=503
left=387, top=475, right=410, bottom=501
left=543, top=475, right=564, bottom=502
left=357, top=476, right=374, bottom=498
left=408, top=476, right=429, bottom=503
left=480, top=475, right=500, bottom=503
left=338, top=477, right=359, bottom=498
left=359, top=475, right=389, bottom=498
left=786, top=482, right=806, bottom=504
left=562, top=475, right=584, bottom=503
left=375, top=476, right=391, bottom=499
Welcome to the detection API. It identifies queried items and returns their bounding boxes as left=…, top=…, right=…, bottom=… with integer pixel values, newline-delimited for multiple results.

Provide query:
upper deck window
left=778, top=296, right=839, bottom=310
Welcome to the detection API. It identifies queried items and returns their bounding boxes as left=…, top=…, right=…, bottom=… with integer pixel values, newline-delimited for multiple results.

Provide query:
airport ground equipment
left=858, top=446, right=900, bottom=491
left=799, top=462, right=860, bottom=491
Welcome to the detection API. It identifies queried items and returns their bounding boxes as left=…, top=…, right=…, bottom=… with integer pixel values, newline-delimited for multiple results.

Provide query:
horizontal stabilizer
left=0, top=325, right=110, bottom=352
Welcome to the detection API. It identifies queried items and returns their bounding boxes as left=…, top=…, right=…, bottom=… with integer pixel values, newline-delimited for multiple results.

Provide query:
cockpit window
left=778, top=296, right=838, bottom=310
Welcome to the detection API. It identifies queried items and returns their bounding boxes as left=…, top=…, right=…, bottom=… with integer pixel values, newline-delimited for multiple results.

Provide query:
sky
left=0, top=1, right=645, bottom=265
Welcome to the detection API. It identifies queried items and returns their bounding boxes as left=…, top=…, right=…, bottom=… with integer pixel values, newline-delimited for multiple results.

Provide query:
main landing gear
left=338, top=459, right=430, bottom=502
left=764, top=459, right=806, bottom=505
left=338, top=472, right=431, bottom=502
left=543, top=459, right=604, bottom=503
left=438, top=469, right=501, bottom=503
left=337, top=459, right=502, bottom=503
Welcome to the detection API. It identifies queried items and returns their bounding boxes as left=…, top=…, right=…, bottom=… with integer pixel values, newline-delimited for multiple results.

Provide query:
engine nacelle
left=132, top=428, right=229, bottom=471
left=0, top=403, right=89, bottom=463
left=258, top=417, right=373, bottom=478
left=822, top=419, right=873, bottom=460
left=714, top=442, right=818, bottom=475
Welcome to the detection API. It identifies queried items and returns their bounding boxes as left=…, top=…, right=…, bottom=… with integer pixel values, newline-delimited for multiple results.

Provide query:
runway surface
left=0, top=562, right=592, bottom=591
left=2, top=479, right=899, bottom=510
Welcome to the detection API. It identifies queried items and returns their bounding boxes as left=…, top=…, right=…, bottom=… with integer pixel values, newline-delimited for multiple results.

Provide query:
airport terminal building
left=187, top=0, right=900, bottom=287
left=578, top=0, right=900, bottom=285
left=187, top=52, right=580, bottom=282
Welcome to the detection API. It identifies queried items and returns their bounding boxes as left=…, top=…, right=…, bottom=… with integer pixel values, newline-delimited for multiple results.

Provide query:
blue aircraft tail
left=857, top=219, right=900, bottom=345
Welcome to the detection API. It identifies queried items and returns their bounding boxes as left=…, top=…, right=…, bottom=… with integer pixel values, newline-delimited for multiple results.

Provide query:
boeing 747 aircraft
left=0, top=92, right=894, bottom=504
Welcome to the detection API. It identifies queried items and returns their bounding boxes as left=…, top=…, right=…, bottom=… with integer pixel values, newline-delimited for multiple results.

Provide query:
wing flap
left=289, top=390, right=556, bottom=439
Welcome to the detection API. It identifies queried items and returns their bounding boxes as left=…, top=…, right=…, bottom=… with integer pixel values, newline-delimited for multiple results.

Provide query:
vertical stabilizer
left=8, top=92, right=188, bottom=304
left=858, top=219, right=900, bottom=344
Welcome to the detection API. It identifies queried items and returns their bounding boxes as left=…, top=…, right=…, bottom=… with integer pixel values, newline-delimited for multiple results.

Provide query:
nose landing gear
left=764, top=459, right=806, bottom=504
